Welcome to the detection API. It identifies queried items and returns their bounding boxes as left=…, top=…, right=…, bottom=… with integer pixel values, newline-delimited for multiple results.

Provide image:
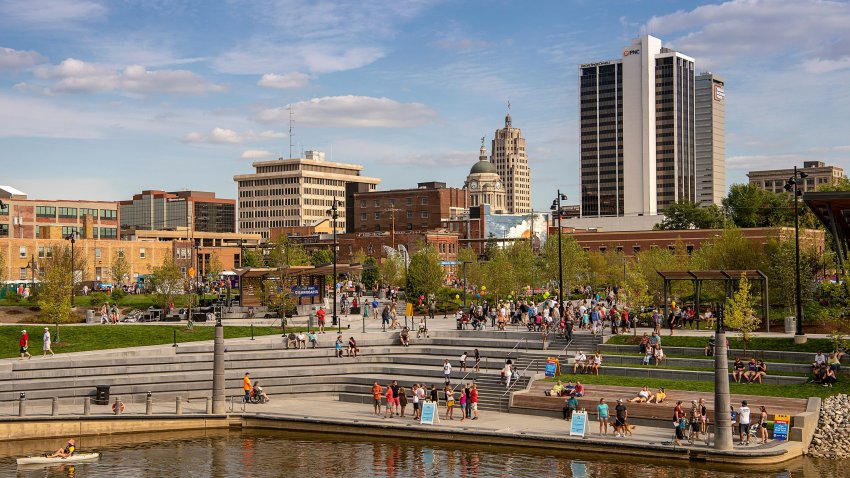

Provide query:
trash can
left=94, top=385, right=110, bottom=405
left=784, top=316, right=797, bottom=334
left=85, top=309, right=95, bottom=324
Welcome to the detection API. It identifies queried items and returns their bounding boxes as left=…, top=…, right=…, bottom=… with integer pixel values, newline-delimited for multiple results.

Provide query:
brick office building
left=351, top=182, right=467, bottom=233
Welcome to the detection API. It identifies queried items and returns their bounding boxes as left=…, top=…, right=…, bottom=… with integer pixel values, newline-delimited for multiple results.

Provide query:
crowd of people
left=371, top=380, right=480, bottom=422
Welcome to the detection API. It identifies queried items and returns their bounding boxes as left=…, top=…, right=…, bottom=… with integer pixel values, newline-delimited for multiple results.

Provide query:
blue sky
left=1, top=0, right=849, bottom=211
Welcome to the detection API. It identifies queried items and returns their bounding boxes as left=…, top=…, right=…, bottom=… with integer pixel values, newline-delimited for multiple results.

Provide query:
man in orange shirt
left=384, top=384, right=394, bottom=419
left=243, top=373, right=252, bottom=403
left=371, top=382, right=382, bottom=415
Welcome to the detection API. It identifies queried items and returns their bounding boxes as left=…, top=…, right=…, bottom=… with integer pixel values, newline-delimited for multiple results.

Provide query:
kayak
left=17, top=453, right=101, bottom=465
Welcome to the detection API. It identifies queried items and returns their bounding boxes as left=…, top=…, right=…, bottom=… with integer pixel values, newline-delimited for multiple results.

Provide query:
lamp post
left=784, top=167, right=808, bottom=344
left=550, top=191, right=568, bottom=315
left=326, top=197, right=341, bottom=333
left=461, top=261, right=472, bottom=309
left=62, top=231, right=78, bottom=344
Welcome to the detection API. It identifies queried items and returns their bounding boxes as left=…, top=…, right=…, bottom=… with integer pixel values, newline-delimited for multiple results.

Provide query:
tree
left=483, top=247, right=515, bottom=301
left=457, top=246, right=484, bottom=291
left=110, top=252, right=130, bottom=286
left=632, top=246, right=687, bottom=306
left=723, top=183, right=792, bottom=228
left=483, top=233, right=498, bottom=260
left=0, top=246, right=6, bottom=283
left=148, top=257, right=185, bottom=309
left=503, top=240, right=534, bottom=293
left=310, top=249, right=333, bottom=266
left=406, top=245, right=443, bottom=298
left=378, top=253, right=405, bottom=289
left=37, top=246, right=73, bottom=325
left=241, top=249, right=263, bottom=268
left=351, top=248, right=368, bottom=265
left=268, top=235, right=309, bottom=270
left=206, top=252, right=224, bottom=282
left=539, top=234, right=588, bottom=296
left=361, top=256, right=379, bottom=290
left=261, top=279, right=296, bottom=317
left=724, top=273, right=760, bottom=352
left=690, top=228, right=764, bottom=271
left=656, top=201, right=726, bottom=230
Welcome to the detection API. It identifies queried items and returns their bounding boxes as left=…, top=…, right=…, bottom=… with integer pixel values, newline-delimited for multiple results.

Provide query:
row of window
left=360, top=196, right=428, bottom=208
left=19, top=245, right=143, bottom=259
left=359, top=210, right=429, bottom=221
left=33, top=206, right=117, bottom=219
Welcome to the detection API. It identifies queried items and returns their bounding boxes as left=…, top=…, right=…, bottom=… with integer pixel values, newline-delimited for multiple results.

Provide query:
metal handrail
left=498, top=357, right=537, bottom=412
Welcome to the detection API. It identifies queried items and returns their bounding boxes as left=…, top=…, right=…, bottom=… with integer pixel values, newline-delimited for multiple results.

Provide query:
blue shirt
left=597, top=403, right=609, bottom=418
left=335, top=339, right=342, bottom=350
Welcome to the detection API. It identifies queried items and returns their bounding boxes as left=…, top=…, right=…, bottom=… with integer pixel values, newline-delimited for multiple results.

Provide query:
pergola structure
left=657, top=270, right=770, bottom=332
left=237, top=264, right=364, bottom=307
left=803, top=191, right=850, bottom=271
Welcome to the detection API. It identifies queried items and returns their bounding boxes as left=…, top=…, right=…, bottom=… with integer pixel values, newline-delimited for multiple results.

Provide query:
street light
left=550, top=191, right=568, bottom=316
left=326, top=196, right=342, bottom=333
left=61, top=231, right=78, bottom=344
left=784, top=167, right=808, bottom=343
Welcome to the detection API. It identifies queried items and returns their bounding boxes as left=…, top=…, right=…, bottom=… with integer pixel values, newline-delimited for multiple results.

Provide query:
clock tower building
left=464, top=144, right=506, bottom=214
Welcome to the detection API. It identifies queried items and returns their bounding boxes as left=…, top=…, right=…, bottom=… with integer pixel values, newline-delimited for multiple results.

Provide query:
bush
left=88, top=292, right=109, bottom=307
left=5, top=291, right=21, bottom=304
left=110, top=287, right=127, bottom=301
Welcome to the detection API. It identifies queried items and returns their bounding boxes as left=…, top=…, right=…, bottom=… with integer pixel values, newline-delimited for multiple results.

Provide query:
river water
left=1, top=429, right=846, bottom=478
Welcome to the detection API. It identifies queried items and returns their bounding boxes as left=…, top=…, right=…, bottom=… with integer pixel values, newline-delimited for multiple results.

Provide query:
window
left=140, top=248, right=146, bottom=259
left=405, top=198, right=412, bottom=206
left=58, top=207, right=77, bottom=218
left=20, top=268, right=27, bottom=280
left=0, top=202, right=8, bottom=214
left=360, top=200, right=366, bottom=209
left=374, top=212, right=381, bottom=220
left=406, top=211, right=413, bottom=219
left=38, top=246, right=45, bottom=258
left=360, top=213, right=367, bottom=221
left=100, top=209, right=117, bottom=220
left=633, top=246, right=641, bottom=253
left=117, top=248, right=125, bottom=258
left=421, top=197, right=428, bottom=205
left=80, top=208, right=98, bottom=218
left=420, top=211, right=429, bottom=218
left=95, top=248, right=102, bottom=259
left=388, top=199, right=395, bottom=207
left=0, top=224, right=8, bottom=237
left=374, top=200, right=380, bottom=207
left=61, top=226, right=79, bottom=236
left=19, top=246, right=26, bottom=258
left=36, top=206, right=56, bottom=217
left=100, top=227, right=117, bottom=238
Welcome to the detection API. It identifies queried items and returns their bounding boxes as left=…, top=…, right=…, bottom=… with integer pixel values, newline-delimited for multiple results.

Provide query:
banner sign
left=545, top=358, right=559, bottom=378
left=291, top=285, right=319, bottom=297
left=773, top=413, right=790, bottom=441
left=570, top=411, right=587, bottom=437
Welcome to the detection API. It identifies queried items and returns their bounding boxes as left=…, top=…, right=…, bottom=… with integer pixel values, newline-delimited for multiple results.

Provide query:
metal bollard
left=52, top=397, right=59, bottom=417
left=18, top=392, right=26, bottom=417
left=113, top=396, right=122, bottom=416
left=83, top=397, right=91, bottom=416
left=206, top=397, right=212, bottom=414
left=146, top=392, right=153, bottom=415
left=175, top=397, right=183, bottom=415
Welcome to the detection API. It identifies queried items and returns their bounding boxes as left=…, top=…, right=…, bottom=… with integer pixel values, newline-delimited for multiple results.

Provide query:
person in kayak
left=48, top=439, right=75, bottom=458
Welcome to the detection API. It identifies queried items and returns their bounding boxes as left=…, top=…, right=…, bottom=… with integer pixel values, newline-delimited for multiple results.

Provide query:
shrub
left=88, top=292, right=109, bottom=307
left=111, top=287, right=126, bottom=301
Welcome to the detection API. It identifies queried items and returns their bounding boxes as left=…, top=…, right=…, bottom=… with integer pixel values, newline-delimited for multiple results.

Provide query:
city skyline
left=2, top=0, right=849, bottom=211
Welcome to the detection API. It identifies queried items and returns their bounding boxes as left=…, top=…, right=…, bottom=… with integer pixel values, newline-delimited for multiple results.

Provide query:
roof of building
left=0, top=185, right=27, bottom=197
left=470, top=159, right=498, bottom=175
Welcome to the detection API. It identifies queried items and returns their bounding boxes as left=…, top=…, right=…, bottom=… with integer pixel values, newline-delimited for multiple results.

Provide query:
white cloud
left=0, top=0, right=107, bottom=29
left=257, top=72, right=311, bottom=89
left=27, top=58, right=225, bottom=95
left=214, top=44, right=384, bottom=75
left=182, top=127, right=286, bottom=144
left=0, top=47, right=45, bottom=70
left=241, top=149, right=275, bottom=159
left=254, top=95, right=436, bottom=128
left=644, top=0, right=850, bottom=70
left=802, top=56, right=850, bottom=74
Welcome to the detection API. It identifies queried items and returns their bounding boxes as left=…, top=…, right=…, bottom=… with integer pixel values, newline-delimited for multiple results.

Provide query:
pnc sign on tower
left=623, top=48, right=640, bottom=57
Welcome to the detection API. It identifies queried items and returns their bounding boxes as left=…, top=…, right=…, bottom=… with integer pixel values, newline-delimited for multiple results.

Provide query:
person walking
left=596, top=398, right=609, bottom=435
left=459, top=352, right=467, bottom=372
left=42, top=327, right=54, bottom=357
left=474, top=349, right=481, bottom=372
left=19, top=330, right=32, bottom=360
left=242, top=373, right=252, bottom=403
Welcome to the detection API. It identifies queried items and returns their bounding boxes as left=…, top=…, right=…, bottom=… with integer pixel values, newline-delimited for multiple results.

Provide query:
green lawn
left=605, top=350, right=811, bottom=365
left=606, top=335, right=835, bottom=353
left=596, top=361, right=806, bottom=377
left=544, top=373, right=845, bottom=399
left=2, top=324, right=306, bottom=359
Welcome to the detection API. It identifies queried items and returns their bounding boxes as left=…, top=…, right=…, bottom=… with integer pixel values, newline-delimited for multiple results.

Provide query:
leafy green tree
left=0, top=246, right=6, bottom=283
left=483, top=247, right=515, bottom=301
left=241, top=249, right=263, bottom=268
left=504, top=240, right=534, bottom=293
left=723, top=183, right=792, bottom=228
left=205, top=252, right=224, bottom=282
left=406, top=244, right=443, bottom=298
left=691, top=228, right=764, bottom=271
left=632, top=246, right=687, bottom=306
left=457, top=246, right=484, bottom=291
left=361, top=257, right=379, bottom=290
left=261, top=279, right=296, bottom=317
left=724, top=273, right=760, bottom=352
left=539, top=234, right=588, bottom=296
left=310, top=249, right=334, bottom=266
left=110, top=251, right=130, bottom=286
left=351, top=248, right=368, bottom=265
left=483, top=233, right=499, bottom=260
left=37, top=246, right=73, bottom=325
left=268, top=235, right=309, bottom=270
left=378, top=253, right=405, bottom=289
left=656, top=200, right=726, bottom=230
left=148, top=257, right=185, bottom=309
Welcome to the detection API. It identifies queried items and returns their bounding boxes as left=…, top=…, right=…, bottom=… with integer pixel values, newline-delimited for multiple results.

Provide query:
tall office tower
left=579, top=35, right=696, bottom=217
left=695, top=72, right=726, bottom=206
left=490, top=114, right=531, bottom=214
left=233, top=150, right=380, bottom=239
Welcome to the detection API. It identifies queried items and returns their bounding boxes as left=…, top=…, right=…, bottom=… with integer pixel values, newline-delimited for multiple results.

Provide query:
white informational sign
left=420, top=401, right=440, bottom=425
left=570, top=411, right=588, bottom=437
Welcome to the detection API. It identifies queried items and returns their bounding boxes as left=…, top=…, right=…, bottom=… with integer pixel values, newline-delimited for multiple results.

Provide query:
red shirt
left=385, top=388, right=393, bottom=401
left=20, top=333, right=28, bottom=347
left=471, top=389, right=478, bottom=403
left=317, top=309, right=326, bottom=322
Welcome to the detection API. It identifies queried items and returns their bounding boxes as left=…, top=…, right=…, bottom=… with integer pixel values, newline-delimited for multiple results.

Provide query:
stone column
left=212, top=322, right=225, bottom=414
left=714, top=330, right=732, bottom=450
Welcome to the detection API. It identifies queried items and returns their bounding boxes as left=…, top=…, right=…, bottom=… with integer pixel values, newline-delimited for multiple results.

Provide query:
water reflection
left=1, top=429, right=848, bottom=478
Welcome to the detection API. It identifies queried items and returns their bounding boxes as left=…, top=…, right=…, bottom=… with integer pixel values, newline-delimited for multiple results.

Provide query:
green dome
left=470, top=159, right=497, bottom=174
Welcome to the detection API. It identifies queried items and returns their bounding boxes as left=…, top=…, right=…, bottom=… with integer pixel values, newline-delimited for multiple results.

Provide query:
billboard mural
left=484, top=212, right=549, bottom=247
